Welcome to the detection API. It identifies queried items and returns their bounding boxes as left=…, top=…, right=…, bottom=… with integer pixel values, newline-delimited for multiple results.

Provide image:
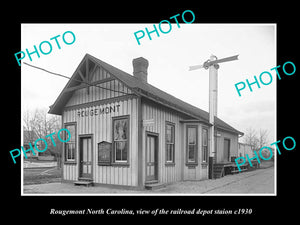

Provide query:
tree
left=241, top=127, right=270, bottom=161
left=243, top=127, right=259, bottom=150
left=23, top=107, right=62, bottom=168
left=257, top=129, right=269, bottom=149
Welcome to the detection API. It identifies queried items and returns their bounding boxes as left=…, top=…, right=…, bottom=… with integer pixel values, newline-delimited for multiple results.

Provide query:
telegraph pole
left=189, top=54, right=238, bottom=179
left=208, top=55, right=219, bottom=178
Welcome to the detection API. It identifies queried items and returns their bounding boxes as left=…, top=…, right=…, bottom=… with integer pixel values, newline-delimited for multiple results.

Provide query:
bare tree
left=257, top=129, right=269, bottom=149
left=242, top=127, right=270, bottom=161
left=23, top=107, right=62, bottom=168
left=243, top=127, right=259, bottom=150
left=23, top=109, right=37, bottom=137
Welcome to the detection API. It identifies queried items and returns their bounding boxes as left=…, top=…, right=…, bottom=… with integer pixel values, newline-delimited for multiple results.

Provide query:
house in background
left=23, top=129, right=55, bottom=160
left=23, top=130, right=39, bottom=159
left=238, top=142, right=254, bottom=158
left=49, top=54, right=243, bottom=189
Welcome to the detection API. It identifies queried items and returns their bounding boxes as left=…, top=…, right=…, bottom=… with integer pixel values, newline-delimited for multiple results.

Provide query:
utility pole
left=189, top=54, right=238, bottom=179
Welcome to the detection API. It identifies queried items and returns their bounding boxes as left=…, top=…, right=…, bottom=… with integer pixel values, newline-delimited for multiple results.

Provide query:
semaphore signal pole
left=189, top=54, right=239, bottom=179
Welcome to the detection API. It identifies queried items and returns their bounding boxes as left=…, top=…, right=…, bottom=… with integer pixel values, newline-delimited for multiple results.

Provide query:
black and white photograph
left=20, top=23, right=276, bottom=195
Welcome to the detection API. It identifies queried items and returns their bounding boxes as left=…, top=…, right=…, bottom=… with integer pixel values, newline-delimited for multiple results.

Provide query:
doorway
left=146, top=133, right=158, bottom=182
left=79, top=136, right=93, bottom=179
left=223, top=138, right=230, bottom=162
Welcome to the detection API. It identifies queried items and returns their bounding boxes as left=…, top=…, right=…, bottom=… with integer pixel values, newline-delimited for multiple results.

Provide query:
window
left=202, top=128, right=208, bottom=163
left=64, top=124, right=76, bottom=162
left=166, top=122, right=175, bottom=163
left=187, top=125, right=198, bottom=164
left=113, top=116, right=129, bottom=163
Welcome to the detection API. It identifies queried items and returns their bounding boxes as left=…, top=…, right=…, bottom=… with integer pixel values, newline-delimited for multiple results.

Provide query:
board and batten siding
left=65, top=66, right=132, bottom=108
left=141, top=99, right=185, bottom=184
left=63, top=97, right=139, bottom=186
left=215, top=130, right=238, bottom=163
left=62, top=64, right=139, bottom=186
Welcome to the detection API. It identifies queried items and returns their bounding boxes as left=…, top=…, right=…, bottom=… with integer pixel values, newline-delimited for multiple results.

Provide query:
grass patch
left=23, top=167, right=62, bottom=185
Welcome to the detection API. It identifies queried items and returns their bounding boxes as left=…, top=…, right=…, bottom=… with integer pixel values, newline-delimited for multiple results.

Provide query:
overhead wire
left=23, top=62, right=130, bottom=95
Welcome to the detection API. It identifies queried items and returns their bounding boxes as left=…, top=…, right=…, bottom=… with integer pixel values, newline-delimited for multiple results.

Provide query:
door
left=79, top=136, right=93, bottom=178
left=223, top=139, right=230, bottom=162
left=146, top=134, right=158, bottom=182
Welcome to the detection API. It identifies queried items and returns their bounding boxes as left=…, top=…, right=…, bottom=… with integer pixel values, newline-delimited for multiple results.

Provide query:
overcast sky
left=21, top=23, right=276, bottom=142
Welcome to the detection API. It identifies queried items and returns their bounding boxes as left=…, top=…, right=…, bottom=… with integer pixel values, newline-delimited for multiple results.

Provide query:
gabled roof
left=49, top=54, right=243, bottom=135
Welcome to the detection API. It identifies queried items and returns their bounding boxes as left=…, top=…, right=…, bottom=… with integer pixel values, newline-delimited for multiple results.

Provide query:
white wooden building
left=238, top=142, right=254, bottom=158
left=49, top=54, right=243, bottom=189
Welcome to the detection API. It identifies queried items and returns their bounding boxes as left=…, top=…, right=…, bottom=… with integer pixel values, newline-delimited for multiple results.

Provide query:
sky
left=21, top=23, right=276, bottom=143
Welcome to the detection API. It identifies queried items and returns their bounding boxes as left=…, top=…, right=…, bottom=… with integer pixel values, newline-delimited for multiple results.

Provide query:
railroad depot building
left=49, top=54, right=243, bottom=188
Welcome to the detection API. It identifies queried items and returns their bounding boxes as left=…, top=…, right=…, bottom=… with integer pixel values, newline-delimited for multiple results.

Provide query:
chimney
left=132, top=57, right=149, bottom=83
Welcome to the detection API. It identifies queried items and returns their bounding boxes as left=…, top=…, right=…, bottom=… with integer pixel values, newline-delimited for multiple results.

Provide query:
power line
left=23, top=62, right=130, bottom=95
left=23, top=62, right=71, bottom=80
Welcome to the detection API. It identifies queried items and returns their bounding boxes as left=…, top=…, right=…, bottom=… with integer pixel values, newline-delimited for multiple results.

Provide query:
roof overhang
left=48, top=53, right=243, bottom=136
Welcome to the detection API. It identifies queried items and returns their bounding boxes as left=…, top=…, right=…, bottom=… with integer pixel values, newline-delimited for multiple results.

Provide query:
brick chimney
left=132, top=57, right=149, bottom=83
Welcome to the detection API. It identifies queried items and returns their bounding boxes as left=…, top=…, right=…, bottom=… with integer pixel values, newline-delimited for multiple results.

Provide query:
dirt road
left=23, top=166, right=274, bottom=194
left=204, top=167, right=274, bottom=194
left=156, top=166, right=275, bottom=194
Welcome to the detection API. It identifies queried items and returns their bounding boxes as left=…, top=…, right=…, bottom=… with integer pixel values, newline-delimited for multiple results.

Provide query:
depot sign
left=77, top=104, right=121, bottom=117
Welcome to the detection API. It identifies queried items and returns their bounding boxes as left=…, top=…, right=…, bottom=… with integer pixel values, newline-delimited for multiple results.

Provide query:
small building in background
left=23, top=130, right=39, bottom=159
left=23, top=130, right=55, bottom=161
left=238, top=142, right=254, bottom=158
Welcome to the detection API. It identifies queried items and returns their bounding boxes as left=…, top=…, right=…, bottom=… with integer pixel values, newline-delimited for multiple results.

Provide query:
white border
left=21, top=23, right=277, bottom=196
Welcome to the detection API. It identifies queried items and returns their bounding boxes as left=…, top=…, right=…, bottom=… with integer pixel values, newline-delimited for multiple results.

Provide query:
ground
left=23, top=160, right=60, bottom=185
left=23, top=167, right=61, bottom=185
left=23, top=161, right=275, bottom=195
left=157, top=165, right=274, bottom=194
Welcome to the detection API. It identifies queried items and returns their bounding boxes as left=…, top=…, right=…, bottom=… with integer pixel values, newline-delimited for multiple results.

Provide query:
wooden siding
left=66, top=66, right=132, bottom=107
left=141, top=99, right=185, bottom=184
left=215, top=130, right=238, bottom=163
left=62, top=63, right=139, bottom=186
left=238, top=143, right=253, bottom=158
left=57, top=55, right=241, bottom=187
left=63, top=97, right=139, bottom=186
